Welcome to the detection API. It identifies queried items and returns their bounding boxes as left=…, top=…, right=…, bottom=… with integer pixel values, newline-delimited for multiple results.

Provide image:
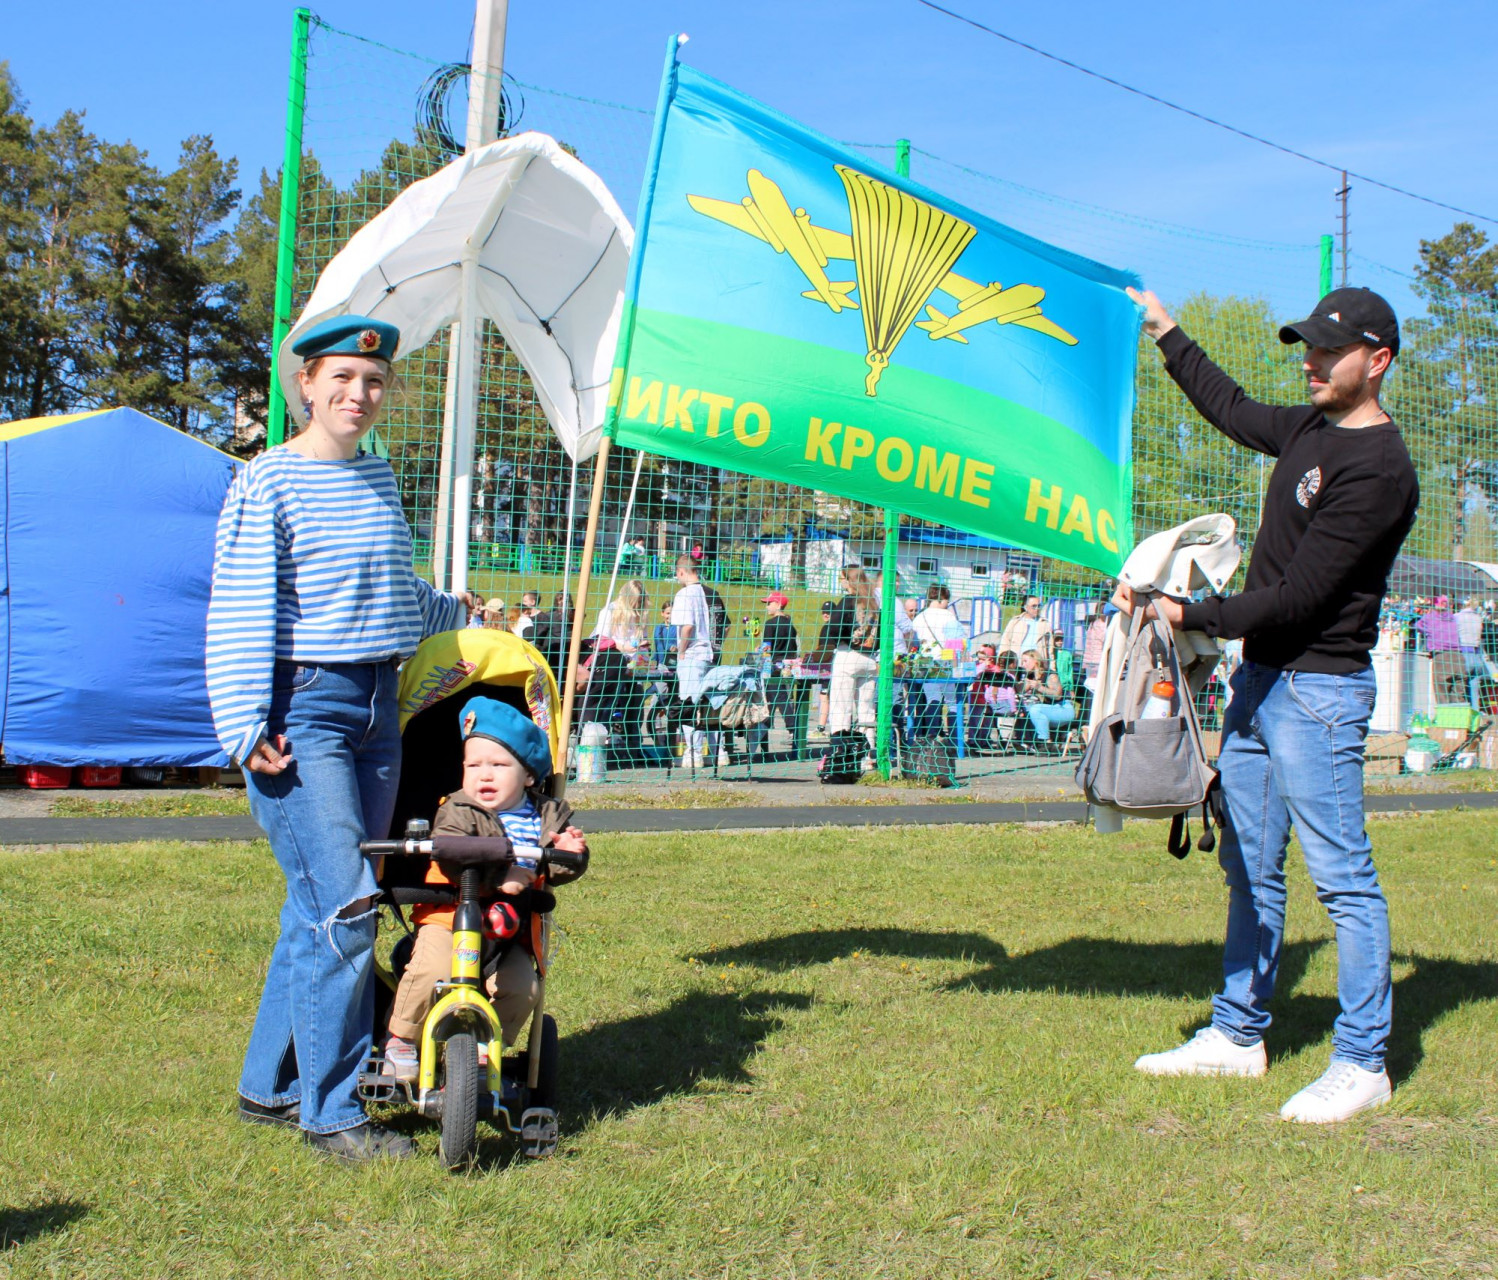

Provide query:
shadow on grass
left=373, top=989, right=813, bottom=1172
left=561, top=988, right=812, bottom=1129
left=1, top=1199, right=89, bottom=1249
left=712, top=929, right=1498, bottom=1083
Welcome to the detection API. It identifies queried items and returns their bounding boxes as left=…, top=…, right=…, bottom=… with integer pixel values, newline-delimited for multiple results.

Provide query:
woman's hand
left=243, top=734, right=294, bottom=775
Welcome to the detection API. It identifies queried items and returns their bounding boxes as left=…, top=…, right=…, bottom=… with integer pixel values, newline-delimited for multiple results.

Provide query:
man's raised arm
left=1129, top=287, right=1302, bottom=459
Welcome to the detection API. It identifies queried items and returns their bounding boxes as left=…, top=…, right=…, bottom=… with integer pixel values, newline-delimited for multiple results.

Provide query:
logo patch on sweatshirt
left=1296, top=466, right=1322, bottom=508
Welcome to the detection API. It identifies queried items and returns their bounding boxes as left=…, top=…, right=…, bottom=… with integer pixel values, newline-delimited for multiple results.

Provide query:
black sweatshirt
left=1160, top=327, right=1419, bottom=673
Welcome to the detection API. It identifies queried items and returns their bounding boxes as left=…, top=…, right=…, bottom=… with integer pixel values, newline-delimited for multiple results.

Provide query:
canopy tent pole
left=439, top=0, right=508, bottom=596
left=432, top=328, right=460, bottom=592
left=602, top=450, right=646, bottom=614
left=449, top=255, right=481, bottom=597
left=556, top=436, right=612, bottom=796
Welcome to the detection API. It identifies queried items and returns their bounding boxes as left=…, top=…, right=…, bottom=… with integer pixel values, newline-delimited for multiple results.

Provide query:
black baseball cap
left=820, top=600, right=835, bottom=611
left=1279, top=287, right=1399, bottom=357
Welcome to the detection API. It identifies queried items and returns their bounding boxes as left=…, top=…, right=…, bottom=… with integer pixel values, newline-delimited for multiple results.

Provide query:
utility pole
left=434, top=0, right=509, bottom=592
left=1336, top=170, right=1350, bottom=288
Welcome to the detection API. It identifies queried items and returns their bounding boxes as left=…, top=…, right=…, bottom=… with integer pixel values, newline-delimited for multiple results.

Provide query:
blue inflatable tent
left=0, top=408, right=239, bottom=766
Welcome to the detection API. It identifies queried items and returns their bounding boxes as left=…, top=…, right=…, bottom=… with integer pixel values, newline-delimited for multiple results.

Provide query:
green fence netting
left=280, top=15, right=1498, bottom=787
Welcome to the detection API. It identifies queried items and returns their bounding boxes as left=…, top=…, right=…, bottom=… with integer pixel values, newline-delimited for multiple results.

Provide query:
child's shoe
left=383, top=1037, right=419, bottom=1082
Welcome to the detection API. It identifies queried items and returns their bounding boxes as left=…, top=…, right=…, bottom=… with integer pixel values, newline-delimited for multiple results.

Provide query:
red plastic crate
left=19, top=765, right=72, bottom=789
left=79, top=767, right=122, bottom=788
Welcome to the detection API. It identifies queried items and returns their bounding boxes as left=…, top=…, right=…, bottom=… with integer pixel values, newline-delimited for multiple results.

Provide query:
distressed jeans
left=1211, top=662, right=1391, bottom=1071
left=238, top=659, right=401, bottom=1134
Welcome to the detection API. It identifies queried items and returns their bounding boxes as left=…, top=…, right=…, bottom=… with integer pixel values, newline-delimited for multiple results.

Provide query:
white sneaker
left=1134, top=1026, right=1267, bottom=1078
left=1279, top=1061, right=1390, bottom=1124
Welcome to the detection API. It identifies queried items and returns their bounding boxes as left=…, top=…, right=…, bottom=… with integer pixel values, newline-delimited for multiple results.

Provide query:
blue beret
left=291, top=315, right=400, bottom=363
left=459, top=697, right=551, bottom=783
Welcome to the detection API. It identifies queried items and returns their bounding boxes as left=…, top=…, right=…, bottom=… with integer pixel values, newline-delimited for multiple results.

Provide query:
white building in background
left=843, top=527, right=1041, bottom=599
left=754, top=526, right=1041, bottom=600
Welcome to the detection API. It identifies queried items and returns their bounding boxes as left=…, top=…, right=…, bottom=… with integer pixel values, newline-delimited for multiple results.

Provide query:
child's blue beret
left=460, top=696, right=552, bottom=783
left=291, top=315, right=400, bottom=363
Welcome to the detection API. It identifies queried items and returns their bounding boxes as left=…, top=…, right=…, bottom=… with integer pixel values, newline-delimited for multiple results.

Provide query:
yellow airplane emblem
left=687, top=168, right=1077, bottom=396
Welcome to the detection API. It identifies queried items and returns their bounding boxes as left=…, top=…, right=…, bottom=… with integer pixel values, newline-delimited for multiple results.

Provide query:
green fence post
left=1319, top=233, right=1334, bottom=299
left=267, top=8, right=312, bottom=447
left=875, top=139, right=912, bottom=780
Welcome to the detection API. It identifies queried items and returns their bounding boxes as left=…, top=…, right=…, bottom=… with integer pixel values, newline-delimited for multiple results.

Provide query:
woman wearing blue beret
left=207, top=316, right=477, bottom=1160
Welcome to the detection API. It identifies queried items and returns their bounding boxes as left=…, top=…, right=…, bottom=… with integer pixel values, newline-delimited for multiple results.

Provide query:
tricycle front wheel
left=439, top=1032, right=480, bottom=1169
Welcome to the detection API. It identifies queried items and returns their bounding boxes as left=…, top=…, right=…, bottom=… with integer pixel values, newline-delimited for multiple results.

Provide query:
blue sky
left=7, top=0, right=1494, bottom=319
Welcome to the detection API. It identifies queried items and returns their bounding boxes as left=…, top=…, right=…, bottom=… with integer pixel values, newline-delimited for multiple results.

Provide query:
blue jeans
left=1464, top=650, right=1489, bottom=709
left=238, top=660, right=402, bottom=1134
left=1025, top=699, right=1076, bottom=742
left=1211, top=663, right=1389, bottom=1071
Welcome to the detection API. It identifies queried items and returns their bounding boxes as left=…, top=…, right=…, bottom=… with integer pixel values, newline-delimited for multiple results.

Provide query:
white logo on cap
left=1363, top=331, right=1380, bottom=343
left=1328, top=311, right=1341, bottom=322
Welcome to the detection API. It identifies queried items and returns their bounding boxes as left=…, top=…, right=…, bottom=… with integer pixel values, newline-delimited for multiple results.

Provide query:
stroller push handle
left=358, top=835, right=514, bottom=862
left=358, top=836, right=587, bottom=879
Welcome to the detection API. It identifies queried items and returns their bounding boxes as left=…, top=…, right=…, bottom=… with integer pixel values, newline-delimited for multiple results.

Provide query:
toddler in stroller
left=383, top=696, right=587, bottom=1077
left=358, top=629, right=588, bottom=1167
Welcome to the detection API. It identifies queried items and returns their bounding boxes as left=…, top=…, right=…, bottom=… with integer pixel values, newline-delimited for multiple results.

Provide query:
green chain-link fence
left=277, top=14, right=1498, bottom=786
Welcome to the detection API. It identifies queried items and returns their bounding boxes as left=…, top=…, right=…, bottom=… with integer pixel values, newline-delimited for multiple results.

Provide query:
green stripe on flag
left=611, top=307, right=1132, bottom=574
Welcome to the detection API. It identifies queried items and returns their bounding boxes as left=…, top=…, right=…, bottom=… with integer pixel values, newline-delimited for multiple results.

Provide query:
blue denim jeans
left=1025, top=699, right=1076, bottom=742
left=1211, top=662, right=1390, bottom=1071
left=238, top=659, right=402, bottom=1134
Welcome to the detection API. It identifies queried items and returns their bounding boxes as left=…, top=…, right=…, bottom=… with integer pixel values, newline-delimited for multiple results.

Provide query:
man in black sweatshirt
left=1123, top=286, right=1418, bottom=1124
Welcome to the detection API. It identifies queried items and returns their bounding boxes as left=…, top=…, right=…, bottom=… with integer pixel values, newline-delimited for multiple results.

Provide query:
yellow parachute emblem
left=687, top=166, right=1077, bottom=398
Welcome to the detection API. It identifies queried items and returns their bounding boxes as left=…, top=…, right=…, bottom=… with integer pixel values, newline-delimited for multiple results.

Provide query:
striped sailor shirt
left=205, top=447, right=465, bottom=763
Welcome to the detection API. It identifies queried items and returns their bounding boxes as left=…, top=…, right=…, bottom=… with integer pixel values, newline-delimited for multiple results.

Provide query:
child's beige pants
left=387, top=923, right=539, bottom=1045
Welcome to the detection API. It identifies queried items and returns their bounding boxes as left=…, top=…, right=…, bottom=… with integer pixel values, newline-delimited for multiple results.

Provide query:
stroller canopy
left=391, top=629, right=561, bottom=838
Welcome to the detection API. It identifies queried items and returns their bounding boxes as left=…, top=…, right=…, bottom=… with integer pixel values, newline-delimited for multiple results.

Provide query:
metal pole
left=450, top=257, right=481, bottom=597
left=876, top=139, right=912, bottom=780
left=266, top=7, right=311, bottom=447
left=1320, top=233, right=1334, bottom=298
left=1337, top=171, right=1350, bottom=288
left=561, top=455, right=580, bottom=594
left=437, top=0, right=509, bottom=591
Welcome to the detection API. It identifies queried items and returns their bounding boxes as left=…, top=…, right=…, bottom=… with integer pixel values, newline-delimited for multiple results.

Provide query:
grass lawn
left=3, top=815, right=1495, bottom=1278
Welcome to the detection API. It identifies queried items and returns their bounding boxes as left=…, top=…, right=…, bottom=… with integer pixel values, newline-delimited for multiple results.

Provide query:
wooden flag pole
left=554, top=435, right=612, bottom=797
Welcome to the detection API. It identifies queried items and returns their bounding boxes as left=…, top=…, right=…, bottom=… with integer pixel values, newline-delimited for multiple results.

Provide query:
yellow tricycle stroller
left=356, top=629, right=587, bottom=1168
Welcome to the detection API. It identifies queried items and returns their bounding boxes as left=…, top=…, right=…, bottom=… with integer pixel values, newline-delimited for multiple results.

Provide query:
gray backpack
left=1075, top=607, right=1219, bottom=857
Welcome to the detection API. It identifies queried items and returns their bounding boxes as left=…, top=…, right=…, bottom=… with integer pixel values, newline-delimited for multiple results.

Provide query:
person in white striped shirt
left=209, top=315, right=475, bottom=1161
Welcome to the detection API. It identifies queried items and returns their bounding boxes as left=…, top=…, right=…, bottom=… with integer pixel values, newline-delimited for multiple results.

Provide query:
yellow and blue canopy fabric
left=609, top=55, right=1143, bottom=574
left=396, top=628, right=561, bottom=770
left=0, top=408, right=240, bottom=766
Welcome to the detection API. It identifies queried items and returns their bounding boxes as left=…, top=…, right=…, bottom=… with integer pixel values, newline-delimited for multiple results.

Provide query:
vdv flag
left=609, top=48, right=1142, bottom=574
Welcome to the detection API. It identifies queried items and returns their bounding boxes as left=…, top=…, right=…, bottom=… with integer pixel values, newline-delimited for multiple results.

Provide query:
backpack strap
left=1167, top=813, right=1192, bottom=860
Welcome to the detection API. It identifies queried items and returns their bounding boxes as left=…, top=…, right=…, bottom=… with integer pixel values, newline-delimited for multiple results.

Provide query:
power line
left=916, top=0, right=1498, bottom=229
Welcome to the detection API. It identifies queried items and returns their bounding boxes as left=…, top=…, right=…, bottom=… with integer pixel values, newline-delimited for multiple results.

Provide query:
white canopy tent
left=278, top=131, right=633, bottom=592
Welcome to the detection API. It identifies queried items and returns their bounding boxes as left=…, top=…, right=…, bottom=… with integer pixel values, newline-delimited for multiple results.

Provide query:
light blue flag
left=609, top=47, right=1142, bottom=573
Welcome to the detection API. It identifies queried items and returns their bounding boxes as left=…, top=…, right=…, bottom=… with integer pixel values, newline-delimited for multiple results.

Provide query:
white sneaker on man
left=1134, top=1026, right=1267, bottom=1078
left=1279, top=1061, right=1390, bottom=1123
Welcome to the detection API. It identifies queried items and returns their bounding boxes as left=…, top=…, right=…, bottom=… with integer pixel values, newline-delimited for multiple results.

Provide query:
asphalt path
left=1, top=790, right=1494, bottom=844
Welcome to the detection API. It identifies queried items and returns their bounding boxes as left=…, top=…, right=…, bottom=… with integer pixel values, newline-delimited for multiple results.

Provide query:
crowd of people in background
left=455, top=556, right=1498, bottom=773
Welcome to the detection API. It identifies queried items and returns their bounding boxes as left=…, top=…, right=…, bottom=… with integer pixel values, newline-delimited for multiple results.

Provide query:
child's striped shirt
left=497, top=799, right=544, bottom=863
left=206, top=447, right=464, bottom=762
